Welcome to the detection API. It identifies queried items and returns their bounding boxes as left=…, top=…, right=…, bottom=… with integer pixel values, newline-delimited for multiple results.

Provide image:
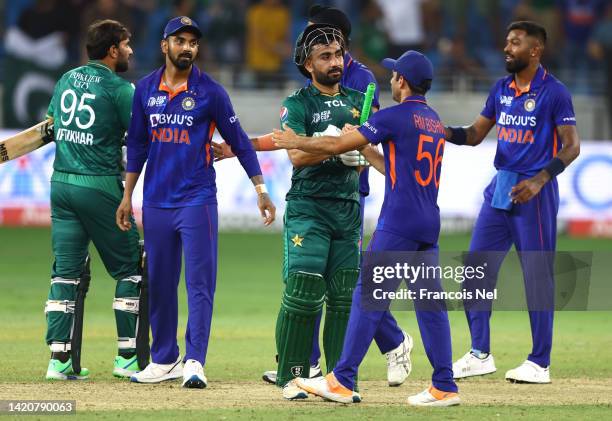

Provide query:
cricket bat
left=360, top=82, right=376, bottom=124
left=0, top=118, right=54, bottom=164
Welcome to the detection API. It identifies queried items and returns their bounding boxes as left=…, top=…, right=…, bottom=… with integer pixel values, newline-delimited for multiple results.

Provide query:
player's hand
left=116, top=197, right=133, bottom=231
left=342, top=123, right=359, bottom=134
left=510, top=173, right=549, bottom=204
left=339, top=150, right=362, bottom=167
left=212, top=141, right=235, bottom=161
left=257, top=192, right=276, bottom=226
left=272, top=125, right=300, bottom=149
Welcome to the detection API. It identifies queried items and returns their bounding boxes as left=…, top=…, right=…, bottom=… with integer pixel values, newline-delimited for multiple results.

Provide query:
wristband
left=255, top=184, right=268, bottom=195
left=543, top=157, right=566, bottom=178
left=446, top=126, right=467, bottom=145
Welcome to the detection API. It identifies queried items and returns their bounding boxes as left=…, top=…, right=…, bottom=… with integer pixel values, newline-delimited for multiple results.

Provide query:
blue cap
left=381, top=50, right=433, bottom=87
left=163, top=16, right=202, bottom=39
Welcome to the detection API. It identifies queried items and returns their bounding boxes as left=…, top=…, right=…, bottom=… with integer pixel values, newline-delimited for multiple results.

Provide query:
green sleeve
left=282, top=96, right=307, bottom=136
left=114, top=81, right=135, bottom=131
left=47, top=80, right=61, bottom=118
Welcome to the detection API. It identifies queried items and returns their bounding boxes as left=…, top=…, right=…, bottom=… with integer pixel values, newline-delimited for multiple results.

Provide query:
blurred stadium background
left=0, top=0, right=610, bottom=236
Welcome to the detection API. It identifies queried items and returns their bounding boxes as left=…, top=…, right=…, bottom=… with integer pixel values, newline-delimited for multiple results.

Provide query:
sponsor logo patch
left=280, top=106, right=288, bottom=123
left=291, top=366, right=303, bottom=377
left=500, top=95, right=513, bottom=106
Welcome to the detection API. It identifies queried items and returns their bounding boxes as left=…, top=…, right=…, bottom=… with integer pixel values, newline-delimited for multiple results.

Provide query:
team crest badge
left=181, top=17, right=192, bottom=25
left=280, top=106, right=289, bottom=123
left=291, top=366, right=303, bottom=377
left=182, top=97, right=195, bottom=111
left=524, top=98, right=536, bottom=112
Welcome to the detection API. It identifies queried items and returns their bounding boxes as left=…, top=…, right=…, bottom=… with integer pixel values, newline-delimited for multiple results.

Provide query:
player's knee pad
left=276, top=272, right=326, bottom=386
left=45, top=277, right=78, bottom=350
left=281, top=271, right=326, bottom=315
left=113, top=275, right=141, bottom=351
left=323, top=269, right=359, bottom=372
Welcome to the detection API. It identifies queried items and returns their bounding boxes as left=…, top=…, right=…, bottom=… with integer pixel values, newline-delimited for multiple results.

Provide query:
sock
left=51, top=351, right=70, bottom=363
left=119, top=350, right=136, bottom=359
left=471, top=349, right=489, bottom=359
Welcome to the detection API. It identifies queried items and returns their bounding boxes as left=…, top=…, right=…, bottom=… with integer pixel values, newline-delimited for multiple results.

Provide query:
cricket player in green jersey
left=43, top=20, right=143, bottom=380
left=276, top=24, right=366, bottom=400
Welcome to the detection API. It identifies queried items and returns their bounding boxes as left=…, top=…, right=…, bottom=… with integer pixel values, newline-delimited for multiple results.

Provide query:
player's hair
left=507, top=21, right=547, bottom=45
left=86, top=19, right=131, bottom=60
left=395, top=73, right=432, bottom=95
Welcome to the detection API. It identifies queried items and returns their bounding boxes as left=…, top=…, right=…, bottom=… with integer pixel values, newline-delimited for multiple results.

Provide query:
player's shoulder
left=342, top=86, right=365, bottom=100
left=135, top=68, right=162, bottom=92
left=489, top=75, right=511, bottom=94
left=347, top=56, right=376, bottom=81
left=542, top=71, right=572, bottom=98
left=283, top=87, right=310, bottom=106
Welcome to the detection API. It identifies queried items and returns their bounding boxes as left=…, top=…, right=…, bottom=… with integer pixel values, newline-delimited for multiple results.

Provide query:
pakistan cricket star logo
left=350, top=107, right=360, bottom=119
left=291, top=234, right=304, bottom=247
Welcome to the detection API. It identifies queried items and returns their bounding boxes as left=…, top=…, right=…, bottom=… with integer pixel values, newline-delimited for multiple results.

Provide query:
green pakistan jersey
left=47, top=61, right=133, bottom=182
left=281, top=84, right=364, bottom=203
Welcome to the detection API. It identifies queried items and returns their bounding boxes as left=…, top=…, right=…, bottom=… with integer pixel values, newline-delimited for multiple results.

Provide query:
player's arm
left=510, top=124, right=580, bottom=204
left=117, top=84, right=148, bottom=231
left=359, top=144, right=385, bottom=175
left=214, top=86, right=276, bottom=225
left=444, top=115, right=495, bottom=147
left=273, top=124, right=369, bottom=155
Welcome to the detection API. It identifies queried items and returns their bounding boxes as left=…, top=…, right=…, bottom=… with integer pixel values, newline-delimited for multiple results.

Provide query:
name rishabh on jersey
left=126, top=65, right=261, bottom=208
left=482, top=65, right=576, bottom=176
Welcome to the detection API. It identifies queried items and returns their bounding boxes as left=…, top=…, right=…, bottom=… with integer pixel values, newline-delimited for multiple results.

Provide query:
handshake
left=313, top=124, right=370, bottom=167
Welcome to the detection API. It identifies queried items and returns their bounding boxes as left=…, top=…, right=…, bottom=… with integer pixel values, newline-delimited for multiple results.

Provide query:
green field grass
left=0, top=228, right=611, bottom=419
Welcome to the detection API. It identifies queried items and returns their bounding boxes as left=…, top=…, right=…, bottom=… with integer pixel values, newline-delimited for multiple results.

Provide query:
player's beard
left=505, top=55, right=529, bottom=73
left=115, top=55, right=129, bottom=73
left=313, top=66, right=343, bottom=87
left=169, top=50, right=195, bottom=71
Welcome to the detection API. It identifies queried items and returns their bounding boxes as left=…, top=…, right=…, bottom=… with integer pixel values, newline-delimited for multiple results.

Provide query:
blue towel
left=491, top=170, right=519, bottom=211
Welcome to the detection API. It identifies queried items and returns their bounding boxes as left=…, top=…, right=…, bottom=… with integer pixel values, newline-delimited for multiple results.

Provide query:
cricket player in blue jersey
left=116, top=16, right=276, bottom=389
left=445, top=21, right=580, bottom=384
left=255, top=4, right=411, bottom=389
left=273, top=50, right=460, bottom=407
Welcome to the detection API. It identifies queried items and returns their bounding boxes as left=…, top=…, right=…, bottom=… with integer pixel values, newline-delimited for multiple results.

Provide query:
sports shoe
left=407, top=385, right=460, bottom=407
left=295, top=373, right=354, bottom=404
left=113, top=355, right=140, bottom=378
left=505, top=360, right=551, bottom=384
left=385, top=332, right=413, bottom=386
left=182, top=359, right=207, bottom=388
left=282, top=380, right=308, bottom=400
left=453, top=351, right=496, bottom=379
left=130, top=355, right=182, bottom=384
left=262, top=362, right=323, bottom=385
left=45, top=358, right=89, bottom=380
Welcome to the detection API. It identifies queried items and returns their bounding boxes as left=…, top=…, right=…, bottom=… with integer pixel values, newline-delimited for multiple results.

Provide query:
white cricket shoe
left=130, top=355, right=183, bottom=384
left=453, top=351, right=496, bottom=379
left=505, top=360, right=551, bottom=384
left=408, top=385, right=460, bottom=407
left=385, top=332, right=413, bottom=386
left=295, top=373, right=354, bottom=404
left=262, top=362, right=322, bottom=385
left=182, top=359, right=207, bottom=389
left=282, top=380, right=308, bottom=400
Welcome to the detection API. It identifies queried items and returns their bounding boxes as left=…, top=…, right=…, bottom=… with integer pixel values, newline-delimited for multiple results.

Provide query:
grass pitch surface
left=0, top=228, right=611, bottom=419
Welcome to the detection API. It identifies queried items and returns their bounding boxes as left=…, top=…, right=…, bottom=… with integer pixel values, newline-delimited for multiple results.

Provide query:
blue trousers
left=309, top=194, right=404, bottom=365
left=465, top=176, right=558, bottom=367
left=143, top=204, right=218, bottom=365
left=334, top=229, right=457, bottom=393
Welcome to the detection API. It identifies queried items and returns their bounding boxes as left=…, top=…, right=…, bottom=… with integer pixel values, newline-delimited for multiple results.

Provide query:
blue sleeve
left=126, top=82, right=149, bottom=173
left=480, top=81, right=498, bottom=120
left=213, top=85, right=262, bottom=178
left=551, top=83, right=577, bottom=126
left=357, top=108, right=394, bottom=145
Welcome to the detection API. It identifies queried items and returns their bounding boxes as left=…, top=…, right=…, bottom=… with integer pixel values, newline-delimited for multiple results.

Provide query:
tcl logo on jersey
left=150, top=113, right=194, bottom=127
left=498, top=112, right=536, bottom=127
left=323, top=99, right=347, bottom=107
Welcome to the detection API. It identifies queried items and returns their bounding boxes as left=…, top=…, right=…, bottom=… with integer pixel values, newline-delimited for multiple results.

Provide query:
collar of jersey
left=508, top=65, right=547, bottom=97
left=308, top=83, right=348, bottom=97
left=87, top=60, right=113, bottom=73
left=402, top=95, right=427, bottom=104
left=156, top=64, right=201, bottom=99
